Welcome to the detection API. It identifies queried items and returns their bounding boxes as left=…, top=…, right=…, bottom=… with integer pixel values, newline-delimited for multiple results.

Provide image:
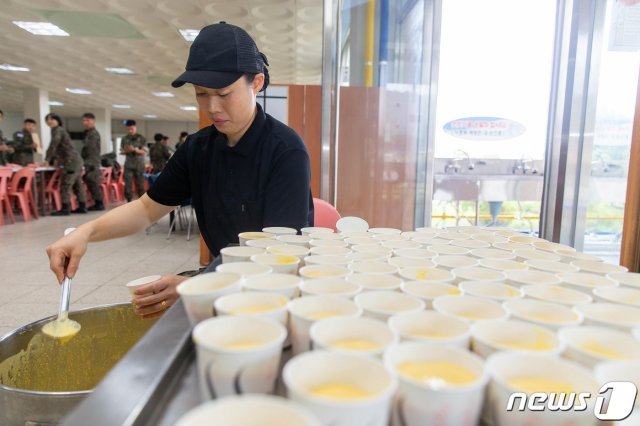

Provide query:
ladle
left=42, top=228, right=81, bottom=342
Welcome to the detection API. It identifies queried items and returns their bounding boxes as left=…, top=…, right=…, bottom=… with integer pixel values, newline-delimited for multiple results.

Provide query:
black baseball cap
left=125, top=119, right=136, bottom=126
left=171, top=22, right=269, bottom=91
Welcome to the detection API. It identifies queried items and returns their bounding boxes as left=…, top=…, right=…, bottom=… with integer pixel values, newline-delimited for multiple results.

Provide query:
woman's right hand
left=46, top=227, right=90, bottom=283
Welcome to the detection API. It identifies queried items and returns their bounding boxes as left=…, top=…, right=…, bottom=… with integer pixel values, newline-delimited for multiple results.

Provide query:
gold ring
left=161, top=300, right=167, bottom=310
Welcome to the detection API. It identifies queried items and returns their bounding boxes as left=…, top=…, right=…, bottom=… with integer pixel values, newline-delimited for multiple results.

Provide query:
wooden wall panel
left=620, top=66, right=640, bottom=272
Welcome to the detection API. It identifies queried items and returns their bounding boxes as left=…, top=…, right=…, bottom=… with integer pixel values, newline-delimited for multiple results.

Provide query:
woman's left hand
left=131, top=274, right=189, bottom=319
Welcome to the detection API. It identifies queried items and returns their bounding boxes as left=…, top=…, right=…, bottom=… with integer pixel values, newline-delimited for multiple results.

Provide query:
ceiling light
left=13, top=21, right=69, bottom=36
left=113, top=104, right=131, bottom=109
left=180, top=105, right=197, bottom=111
left=179, top=29, right=199, bottom=42
left=66, top=87, right=92, bottom=95
left=48, top=101, right=64, bottom=106
left=143, top=114, right=157, bottom=119
left=105, top=67, right=135, bottom=75
left=152, top=91, right=175, bottom=98
left=0, top=63, right=30, bottom=72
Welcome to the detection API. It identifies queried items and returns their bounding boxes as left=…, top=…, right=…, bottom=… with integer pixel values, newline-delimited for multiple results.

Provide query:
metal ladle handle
left=58, top=227, right=76, bottom=321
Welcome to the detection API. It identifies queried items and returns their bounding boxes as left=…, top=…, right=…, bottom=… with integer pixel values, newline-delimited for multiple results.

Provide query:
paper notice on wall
left=609, top=0, right=640, bottom=51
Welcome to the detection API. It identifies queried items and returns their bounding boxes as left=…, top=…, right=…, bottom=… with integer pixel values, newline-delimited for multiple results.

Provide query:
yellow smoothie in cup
left=509, top=377, right=574, bottom=394
left=310, top=383, right=373, bottom=399
left=305, top=311, right=343, bottom=320
left=330, top=339, right=380, bottom=351
left=224, top=340, right=264, bottom=350
left=580, top=339, right=626, bottom=359
left=495, top=331, right=555, bottom=351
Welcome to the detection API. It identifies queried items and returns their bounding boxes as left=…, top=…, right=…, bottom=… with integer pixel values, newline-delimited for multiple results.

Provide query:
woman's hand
left=131, top=274, right=189, bottom=319
left=46, top=227, right=90, bottom=282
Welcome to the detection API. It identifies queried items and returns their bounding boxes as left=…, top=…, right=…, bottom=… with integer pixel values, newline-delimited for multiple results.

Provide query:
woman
left=45, top=112, right=87, bottom=215
left=46, top=22, right=313, bottom=319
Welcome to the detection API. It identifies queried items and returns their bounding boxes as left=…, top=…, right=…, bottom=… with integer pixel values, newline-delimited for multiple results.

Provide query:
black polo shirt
left=147, top=103, right=314, bottom=256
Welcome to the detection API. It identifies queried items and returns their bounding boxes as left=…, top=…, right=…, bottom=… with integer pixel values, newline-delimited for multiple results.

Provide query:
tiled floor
left=0, top=205, right=201, bottom=337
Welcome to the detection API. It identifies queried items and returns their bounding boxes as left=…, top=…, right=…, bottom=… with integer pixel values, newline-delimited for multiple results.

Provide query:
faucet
left=444, top=159, right=461, bottom=174
left=454, top=149, right=475, bottom=171
left=513, top=158, right=535, bottom=174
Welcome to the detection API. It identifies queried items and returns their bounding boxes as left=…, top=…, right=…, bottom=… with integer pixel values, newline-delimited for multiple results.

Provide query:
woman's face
left=193, top=74, right=264, bottom=144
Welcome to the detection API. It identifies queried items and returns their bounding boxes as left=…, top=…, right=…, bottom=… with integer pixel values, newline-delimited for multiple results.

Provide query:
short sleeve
left=146, top=139, right=191, bottom=206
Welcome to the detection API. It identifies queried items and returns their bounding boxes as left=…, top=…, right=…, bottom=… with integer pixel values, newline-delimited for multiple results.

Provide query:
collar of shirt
left=213, top=103, right=267, bottom=157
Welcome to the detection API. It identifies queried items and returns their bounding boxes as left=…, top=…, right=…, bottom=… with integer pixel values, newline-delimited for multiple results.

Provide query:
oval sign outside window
left=443, top=117, right=526, bottom=141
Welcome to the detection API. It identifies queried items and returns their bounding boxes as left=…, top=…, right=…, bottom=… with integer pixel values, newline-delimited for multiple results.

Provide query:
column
left=93, top=108, right=112, bottom=154
left=23, top=87, right=49, bottom=156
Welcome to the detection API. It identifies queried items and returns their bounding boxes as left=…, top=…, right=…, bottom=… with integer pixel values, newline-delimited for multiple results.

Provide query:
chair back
left=101, top=167, right=113, bottom=185
left=45, top=169, right=62, bottom=192
left=312, top=197, right=341, bottom=231
left=7, top=167, right=35, bottom=196
left=0, top=168, right=12, bottom=199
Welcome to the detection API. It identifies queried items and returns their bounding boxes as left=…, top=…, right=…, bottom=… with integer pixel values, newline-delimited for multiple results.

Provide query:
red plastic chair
left=100, top=167, right=112, bottom=204
left=8, top=167, right=39, bottom=221
left=44, top=169, right=62, bottom=213
left=313, top=198, right=341, bottom=231
left=110, top=169, right=125, bottom=202
left=0, top=168, right=16, bottom=225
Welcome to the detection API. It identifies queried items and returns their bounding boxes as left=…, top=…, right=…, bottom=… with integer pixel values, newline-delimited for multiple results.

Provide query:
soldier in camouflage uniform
left=45, top=113, right=86, bottom=216
left=120, top=119, right=147, bottom=202
left=12, top=118, right=38, bottom=166
left=80, top=113, right=105, bottom=211
left=0, top=110, right=15, bottom=165
left=149, top=133, right=171, bottom=174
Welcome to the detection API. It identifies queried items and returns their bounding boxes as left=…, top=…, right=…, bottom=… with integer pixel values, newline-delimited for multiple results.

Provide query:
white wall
left=0, top=111, right=27, bottom=141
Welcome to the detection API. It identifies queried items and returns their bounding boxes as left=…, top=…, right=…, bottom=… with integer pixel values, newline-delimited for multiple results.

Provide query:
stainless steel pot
left=0, top=303, right=157, bottom=426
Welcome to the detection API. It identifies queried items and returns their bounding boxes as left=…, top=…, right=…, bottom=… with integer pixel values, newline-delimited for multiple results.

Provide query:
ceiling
left=0, top=0, right=323, bottom=121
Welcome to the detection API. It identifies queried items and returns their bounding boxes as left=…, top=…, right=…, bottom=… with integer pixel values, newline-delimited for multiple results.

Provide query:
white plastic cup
left=215, top=262, right=273, bottom=279
left=524, top=259, right=579, bottom=274
left=505, top=269, right=562, bottom=287
left=303, top=255, right=352, bottom=266
left=220, top=246, right=265, bottom=263
left=594, top=361, right=640, bottom=426
left=470, top=319, right=563, bottom=358
left=532, top=241, right=575, bottom=252
left=266, top=244, right=311, bottom=261
left=512, top=248, right=561, bottom=263
left=387, top=311, right=470, bottom=348
left=459, top=281, right=523, bottom=302
left=345, top=237, right=379, bottom=247
left=299, top=264, right=351, bottom=280
left=470, top=248, right=515, bottom=260
left=401, top=281, right=462, bottom=309
left=388, top=257, right=436, bottom=269
left=427, top=244, right=470, bottom=256
left=607, top=271, right=640, bottom=289
left=175, top=395, right=322, bottom=426
left=451, top=267, right=506, bottom=284
left=238, top=231, right=274, bottom=246
left=177, top=272, right=243, bottom=326
left=287, top=296, right=362, bottom=355
left=557, top=271, right=618, bottom=292
left=382, top=240, right=422, bottom=250
left=369, top=227, right=402, bottom=235
left=593, top=286, right=640, bottom=306
left=262, top=226, right=298, bottom=236
left=351, top=245, right=393, bottom=255
left=348, top=261, right=398, bottom=275
left=503, top=299, right=582, bottom=330
left=433, top=295, right=508, bottom=323
left=450, top=239, right=492, bottom=249
left=384, top=342, right=489, bottom=426
left=125, top=274, right=161, bottom=297
left=250, top=253, right=300, bottom=275
left=433, top=255, right=478, bottom=271
left=309, top=316, right=398, bottom=357
left=301, top=226, right=334, bottom=236
left=508, top=234, right=545, bottom=244
left=553, top=248, right=602, bottom=263
left=521, top=284, right=593, bottom=305
left=192, top=316, right=286, bottom=399
left=300, top=278, right=362, bottom=299
left=355, top=291, right=425, bottom=322
left=214, top=291, right=289, bottom=327
left=245, top=238, right=283, bottom=249
left=485, top=352, right=599, bottom=426
left=393, top=248, right=437, bottom=259
left=283, top=351, right=397, bottom=426
left=492, top=241, right=531, bottom=252
left=478, top=258, right=529, bottom=272
left=558, top=325, right=640, bottom=368
left=242, top=273, right=302, bottom=299
left=347, top=252, right=391, bottom=262
left=276, top=234, right=312, bottom=247
left=347, top=273, right=403, bottom=292
left=309, top=239, right=349, bottom=248
left=373, top=234, right=408, bottom=242
left=309, top=246, right=352, bottom=256
left=570, top=259, right=628, bottom=275
left=309, top=232, right=345, bottom=240
left=398, top=267, right=455, bottom=284
left=575, top=302, right=640, bottom=331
